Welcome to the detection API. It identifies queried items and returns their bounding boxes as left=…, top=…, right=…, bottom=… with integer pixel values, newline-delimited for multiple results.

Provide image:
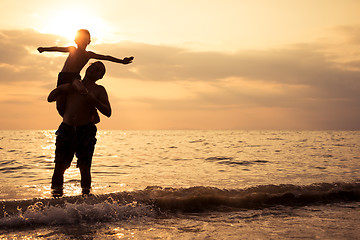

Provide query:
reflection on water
left=1, top=130, right=360, bottom=239
left=0, top=130, right=360, bottom=200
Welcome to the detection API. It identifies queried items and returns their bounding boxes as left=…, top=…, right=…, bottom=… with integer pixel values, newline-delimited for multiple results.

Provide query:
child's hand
left=37, top=47, right=44, bottom=53
left=122, top=56, right=134, bottom=64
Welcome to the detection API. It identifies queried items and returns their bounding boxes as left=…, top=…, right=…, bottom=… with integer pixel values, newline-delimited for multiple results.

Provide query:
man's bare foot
left=51, top=187, right=63, bottom=198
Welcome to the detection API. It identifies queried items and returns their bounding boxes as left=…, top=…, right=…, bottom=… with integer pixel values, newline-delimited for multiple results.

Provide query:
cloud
left=0, top=29, right=69, bottom=86
left=2, top=29, right=358, bottom=89
left=100, top=41, right=360, bottom=113
left=0, top=28, right=359, bottom=129
left=97, top=40, right=360, bottom=101
left=335, top=25, right=360, bottom=45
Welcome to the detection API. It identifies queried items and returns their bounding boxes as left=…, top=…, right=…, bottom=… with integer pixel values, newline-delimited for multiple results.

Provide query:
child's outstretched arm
left=88, top=52, right=134, bottom=64
left=37, top=46, right=73, bottom=53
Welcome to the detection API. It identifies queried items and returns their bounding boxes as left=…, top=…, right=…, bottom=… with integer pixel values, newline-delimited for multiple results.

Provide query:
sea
left=0, top=130, right=359, bottom=239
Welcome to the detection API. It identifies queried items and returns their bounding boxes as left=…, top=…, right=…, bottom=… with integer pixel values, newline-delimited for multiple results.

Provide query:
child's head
left=75, top=29, right=91, bottom=48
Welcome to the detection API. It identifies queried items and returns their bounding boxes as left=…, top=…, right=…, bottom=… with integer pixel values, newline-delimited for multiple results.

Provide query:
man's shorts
left=54, top=122, right=97, bottom=168
left=57, top=72, right=81, bottom=87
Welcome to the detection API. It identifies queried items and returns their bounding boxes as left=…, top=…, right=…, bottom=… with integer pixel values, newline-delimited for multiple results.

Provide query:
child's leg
left=56, top=79, right=86, bottom=117
left=56, top=73, right=82, bottom=117
left=56, top=96, right=66, bottom=117
left=92, top=109, right=100, bottom=124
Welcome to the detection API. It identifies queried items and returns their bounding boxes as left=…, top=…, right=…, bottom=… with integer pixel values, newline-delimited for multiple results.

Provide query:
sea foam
left=1, top=182, right=359, bottom=228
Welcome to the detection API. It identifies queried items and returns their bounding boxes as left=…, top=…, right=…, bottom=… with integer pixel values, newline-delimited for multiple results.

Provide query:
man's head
left=85, top=61, right=106, bottom=81
left=75, top=29, right=91, bottom=48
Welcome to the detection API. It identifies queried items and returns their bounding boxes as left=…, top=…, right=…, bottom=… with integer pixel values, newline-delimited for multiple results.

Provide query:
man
left=47, top=61, right=111, bottom=197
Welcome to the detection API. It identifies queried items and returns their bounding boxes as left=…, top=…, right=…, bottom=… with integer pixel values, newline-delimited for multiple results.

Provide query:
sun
left=40, top=8, right=112, bottom=44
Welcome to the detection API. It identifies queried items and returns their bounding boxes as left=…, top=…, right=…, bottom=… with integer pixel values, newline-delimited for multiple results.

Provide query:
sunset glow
left=0, top=0, right=360, bottom=130
left=39, top=7, right=112, bottom=43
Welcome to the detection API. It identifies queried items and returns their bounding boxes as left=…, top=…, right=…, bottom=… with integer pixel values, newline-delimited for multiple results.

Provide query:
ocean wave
left=1, top=182, right=359, bottom=228
left=204, top=156, right=270, bottom=166
left=148, top=182, right=360, bottom=212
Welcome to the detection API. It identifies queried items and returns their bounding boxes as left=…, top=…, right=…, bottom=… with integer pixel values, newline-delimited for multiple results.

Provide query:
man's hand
left=47, top=83, right=72, bottom=102
left=122, top=56, right=134, bottom=64
left=72, top=79, right=88, bottom=95
left=37, top=47, right=44, bottom=53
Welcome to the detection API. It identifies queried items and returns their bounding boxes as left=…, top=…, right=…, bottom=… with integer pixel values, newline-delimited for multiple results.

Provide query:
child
left=38, top=29, right=133, bottom=122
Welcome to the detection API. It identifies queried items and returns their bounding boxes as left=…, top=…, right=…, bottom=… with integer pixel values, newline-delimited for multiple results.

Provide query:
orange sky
left=0, top=0, right=360, bottom=130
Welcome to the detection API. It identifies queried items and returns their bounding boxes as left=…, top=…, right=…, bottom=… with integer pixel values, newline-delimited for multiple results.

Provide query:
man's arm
left=88, top=51, right=134, bottom=64
left=38, top=46, right=72, bottom=53
left=86, top=86, right=112, bottom=117
left=47, top=83, right=72, bottom=102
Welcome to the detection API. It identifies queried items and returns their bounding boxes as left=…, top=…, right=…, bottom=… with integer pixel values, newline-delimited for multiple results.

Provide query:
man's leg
left=76, top=124, right=97, bottom=195
left=52, top=122, right=76, bottom=196
left=51, top=163, right=67, bottom=197
left=79, top=164, right=91, bottom=194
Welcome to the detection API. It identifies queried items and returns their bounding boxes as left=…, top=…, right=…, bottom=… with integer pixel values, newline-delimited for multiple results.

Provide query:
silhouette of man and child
left=38, top=29, right=134, bottom=197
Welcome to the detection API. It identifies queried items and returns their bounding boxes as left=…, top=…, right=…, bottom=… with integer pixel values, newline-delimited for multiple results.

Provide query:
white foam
left=0, top=200, right=155, bottom=228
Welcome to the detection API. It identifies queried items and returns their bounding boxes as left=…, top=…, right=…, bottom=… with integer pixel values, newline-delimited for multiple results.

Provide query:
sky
left=0, top=0, right=360, bottom=130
